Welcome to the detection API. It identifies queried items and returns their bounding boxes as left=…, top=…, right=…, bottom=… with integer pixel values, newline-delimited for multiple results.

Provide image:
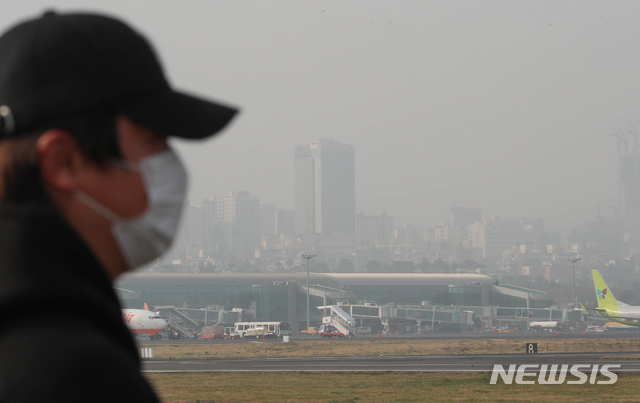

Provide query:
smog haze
left=3, top=1, right=639, bottom=230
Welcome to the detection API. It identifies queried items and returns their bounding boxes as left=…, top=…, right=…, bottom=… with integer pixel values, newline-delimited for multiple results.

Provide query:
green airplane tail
left=592, top=269, right=619, bottom=311
left=579, top=302, right=589, bottom=316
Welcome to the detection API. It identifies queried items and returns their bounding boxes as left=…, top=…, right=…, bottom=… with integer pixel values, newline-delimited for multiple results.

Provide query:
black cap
left=0, top=11, right=238, bottom=138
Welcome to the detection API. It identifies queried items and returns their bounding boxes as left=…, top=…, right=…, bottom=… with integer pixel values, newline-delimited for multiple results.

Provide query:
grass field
left=140, top=338, right=640, bottom=360
left=144, top=372, right=640, bottom=402
left=599, top=355, right=640, bottom=360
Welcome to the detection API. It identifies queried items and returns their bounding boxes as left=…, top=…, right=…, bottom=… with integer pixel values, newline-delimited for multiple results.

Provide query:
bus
left=234, top=321, right=291, bottom=338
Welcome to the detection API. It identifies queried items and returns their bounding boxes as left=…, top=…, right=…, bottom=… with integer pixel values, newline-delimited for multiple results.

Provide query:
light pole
left=301, top=254, right=316, bottom=332
left=568, top=257, right=581, bottom=307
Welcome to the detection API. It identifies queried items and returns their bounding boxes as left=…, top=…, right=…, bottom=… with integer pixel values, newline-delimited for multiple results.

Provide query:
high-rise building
left=356, top=211, right=394, bottom=245
left=451, top=206, right=482, bottom=230
left=275, top=209, right=295, bottom=235
left=294, top=139, right=355, bottom=235
left=614, top=134, right=640, bottom=250
left=393, top=224, right=424, bottom=245
left=184, top=197, right=224, bottom=257
left=218, top=191, right=261, bottom=259
left=468, top=216, right=545, bottom=262
left=567, top=215, right=623, bottom=261
left=260, top=204, right=276, bottom=238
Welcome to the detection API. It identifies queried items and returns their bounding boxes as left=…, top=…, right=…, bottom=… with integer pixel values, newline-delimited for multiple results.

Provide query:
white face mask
left=75, top=148, right=187, bottom=269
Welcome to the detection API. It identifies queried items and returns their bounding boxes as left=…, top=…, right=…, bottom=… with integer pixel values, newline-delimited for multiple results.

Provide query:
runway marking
left=247, top=363, right=495, bottom=367
left=142, top=368, right=640, bottom=373
left=146, top=351, right=640, bottom=361
left=143, top=352, right=640, bottom=373
left=147, top=356, right=639, bottom=365
left=143, top=369, right=500, bottom=373
left=146, top=364, right=485, bottom=368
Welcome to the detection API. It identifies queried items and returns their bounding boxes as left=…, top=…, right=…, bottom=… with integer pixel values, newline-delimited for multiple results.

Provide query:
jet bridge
left=349, top=303, right=475, bottom=333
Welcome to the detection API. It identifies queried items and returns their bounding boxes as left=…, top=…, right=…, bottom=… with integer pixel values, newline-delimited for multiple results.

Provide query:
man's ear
left=37, top=130, right=83, bottom=193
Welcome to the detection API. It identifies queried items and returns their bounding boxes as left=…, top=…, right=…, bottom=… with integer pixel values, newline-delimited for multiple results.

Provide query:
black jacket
left=0, top=205, right=159, bottom=402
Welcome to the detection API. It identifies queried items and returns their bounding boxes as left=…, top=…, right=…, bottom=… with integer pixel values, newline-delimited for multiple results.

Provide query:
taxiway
left=142, top=352, right=640, bottom=373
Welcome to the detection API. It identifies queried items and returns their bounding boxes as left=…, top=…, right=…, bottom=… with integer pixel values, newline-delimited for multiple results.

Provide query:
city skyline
left=174, top=137, right=629, bottom=278
left=184, top=135, right=616, bottom=235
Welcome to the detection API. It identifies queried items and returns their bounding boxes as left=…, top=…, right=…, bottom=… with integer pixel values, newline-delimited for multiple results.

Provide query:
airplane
left=121, top=303, right=168, bottom=340
left=580, top=270, right=640, bottom=326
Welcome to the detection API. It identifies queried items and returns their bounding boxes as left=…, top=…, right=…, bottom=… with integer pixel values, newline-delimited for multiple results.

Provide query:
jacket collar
left=0, top=204, right=140, bottom=362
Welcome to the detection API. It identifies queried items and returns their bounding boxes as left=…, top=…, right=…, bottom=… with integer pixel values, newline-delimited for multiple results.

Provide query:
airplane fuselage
left=121, top=309, right=168, bottom=336
left=595, top=306, right=640, bottom=326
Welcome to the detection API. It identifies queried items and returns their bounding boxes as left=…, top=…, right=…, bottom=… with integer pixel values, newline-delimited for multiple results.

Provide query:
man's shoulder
left=0, top=321, right=159, bottom=402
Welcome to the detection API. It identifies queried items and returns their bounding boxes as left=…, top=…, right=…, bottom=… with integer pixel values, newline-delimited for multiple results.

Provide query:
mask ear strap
left=75, top=190, right=123, bottom=223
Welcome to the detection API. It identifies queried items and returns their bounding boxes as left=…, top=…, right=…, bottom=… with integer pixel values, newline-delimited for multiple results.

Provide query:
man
left=0, top=11, right=238, bottom=401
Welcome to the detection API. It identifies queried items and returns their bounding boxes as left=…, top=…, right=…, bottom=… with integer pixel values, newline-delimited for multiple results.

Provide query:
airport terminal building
left=116, top=273, right=556, bottom=332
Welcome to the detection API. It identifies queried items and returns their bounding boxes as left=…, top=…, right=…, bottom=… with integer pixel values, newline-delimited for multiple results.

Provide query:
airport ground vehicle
left=166, top=328, right=191, bottom=340
left=234, top=321, right=291, bottom=338
left=529, top=321, right=560, bottom=332
left=356, top=326, right=372, bottom=334
left=586, top=326, right=606, bottom=332
left=201, top=326, right=241, bottom=340
left=496, top=326, right=518, bottom=333
left=244, top=325, right=278, bottom=339
left=301, top=327, right=318, bottom=335
left=604, top=322, right=640, bottom=331
left=318, top=323, right=348, bottom=338
left=224, top=327, right=241, bottom=339
left=202, top=326, right=226, bottom=339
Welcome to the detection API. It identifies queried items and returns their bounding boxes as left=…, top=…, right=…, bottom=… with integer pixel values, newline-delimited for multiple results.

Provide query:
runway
left=140, top=330, right=640, bottom=345
left=142, top=352, right=640, bottom=373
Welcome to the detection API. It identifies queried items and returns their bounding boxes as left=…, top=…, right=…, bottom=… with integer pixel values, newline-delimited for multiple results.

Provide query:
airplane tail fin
left=579, top=302, right=589, bottom=316
left=144, top=302, right=149, bottom=311
left=592, top=270, right=619, bottom=310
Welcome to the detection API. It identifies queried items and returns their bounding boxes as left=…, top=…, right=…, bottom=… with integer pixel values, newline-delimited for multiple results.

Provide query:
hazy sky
left=4, top=1, right=640, bottom=231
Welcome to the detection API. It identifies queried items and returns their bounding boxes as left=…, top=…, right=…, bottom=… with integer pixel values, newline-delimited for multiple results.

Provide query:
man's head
left=0, top=11, right=238, bottom=278
left=0, top=11, right=237, bottom=139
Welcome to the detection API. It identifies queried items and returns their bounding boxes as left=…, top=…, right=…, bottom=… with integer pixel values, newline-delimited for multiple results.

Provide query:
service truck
left=529, top=321, right=560, bottom=332
left=301, top=327, right=318, bottom=335
left=244, top=325, right=277, bottom=339
left=318, top=323, right=347, bottom=338
left=202, top=326, right=226, bottom=339
left=224, top=327, right=241, bottom=339
left=496, top=325, right=518, bottom=333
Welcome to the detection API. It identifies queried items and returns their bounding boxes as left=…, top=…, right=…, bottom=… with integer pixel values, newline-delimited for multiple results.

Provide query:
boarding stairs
left=154, top=305, right=200, bottom=339
left=166, top=320, right=196, bottom=339
left=319, top=305, right=357, bottom=338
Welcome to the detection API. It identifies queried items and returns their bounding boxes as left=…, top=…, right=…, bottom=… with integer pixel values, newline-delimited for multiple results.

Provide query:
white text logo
left=489, top=364, right=620, bottom=385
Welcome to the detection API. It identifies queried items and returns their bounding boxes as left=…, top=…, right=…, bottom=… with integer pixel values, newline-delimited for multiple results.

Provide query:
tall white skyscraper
left=294, top=139, right=355, bottom=235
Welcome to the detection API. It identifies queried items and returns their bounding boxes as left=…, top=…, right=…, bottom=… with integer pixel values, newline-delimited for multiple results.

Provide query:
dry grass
left=145, top=372, right=640, bottom=402
left=140, top=338, right=640, bottom=360
left=600, top=355, right=640, bottom=360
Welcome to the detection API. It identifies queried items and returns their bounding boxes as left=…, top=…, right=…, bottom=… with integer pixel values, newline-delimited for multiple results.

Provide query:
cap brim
left=120, top=90, right=238, bottom=139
